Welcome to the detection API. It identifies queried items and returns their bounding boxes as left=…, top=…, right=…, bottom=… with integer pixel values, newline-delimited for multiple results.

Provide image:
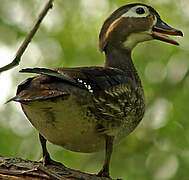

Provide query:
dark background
left=0, top=0, right=188, bottom=179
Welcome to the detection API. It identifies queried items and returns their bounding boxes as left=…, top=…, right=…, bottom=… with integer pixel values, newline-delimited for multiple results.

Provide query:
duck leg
left=39, top=133, right=52, bottom=165
left=39, top=133, right=62, bottom=166
left=98, top=136, right=114, bottom=177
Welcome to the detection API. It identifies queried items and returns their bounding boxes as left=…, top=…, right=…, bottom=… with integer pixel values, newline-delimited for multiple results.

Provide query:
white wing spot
left=77, top=79, right=83, bottom=83
left=77, top=78, right=93, bottom=93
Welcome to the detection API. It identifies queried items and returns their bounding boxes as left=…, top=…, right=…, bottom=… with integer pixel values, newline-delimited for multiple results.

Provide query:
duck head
left=99, top=3, right=183, bottom=52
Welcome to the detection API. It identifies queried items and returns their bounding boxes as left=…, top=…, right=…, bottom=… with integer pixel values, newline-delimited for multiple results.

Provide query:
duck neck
left=104, top=44, right=142, bottom=86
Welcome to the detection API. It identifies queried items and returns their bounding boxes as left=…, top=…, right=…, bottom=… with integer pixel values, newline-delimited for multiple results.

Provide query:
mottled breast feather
left=89, top=82, right=145, bottom=137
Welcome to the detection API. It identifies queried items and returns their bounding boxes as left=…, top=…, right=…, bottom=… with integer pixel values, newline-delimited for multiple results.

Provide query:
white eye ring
left=121, top=5, right=150, bottom=18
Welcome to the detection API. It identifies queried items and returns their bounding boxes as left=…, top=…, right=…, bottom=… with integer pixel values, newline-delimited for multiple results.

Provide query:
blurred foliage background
left=0, top=0, right=188, bottom=179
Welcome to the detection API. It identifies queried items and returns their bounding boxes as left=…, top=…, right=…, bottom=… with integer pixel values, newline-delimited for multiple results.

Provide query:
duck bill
left=152, top=18, right=183, bottom=45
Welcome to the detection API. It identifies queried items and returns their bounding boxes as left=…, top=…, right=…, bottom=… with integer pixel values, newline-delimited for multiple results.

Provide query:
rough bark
left=0, top=156, right=115, bottom=180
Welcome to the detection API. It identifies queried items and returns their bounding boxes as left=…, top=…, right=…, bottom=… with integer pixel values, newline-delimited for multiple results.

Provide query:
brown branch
left=0, top=156, right=115, bottom=180
left=0, top=0, right=54, bottom=73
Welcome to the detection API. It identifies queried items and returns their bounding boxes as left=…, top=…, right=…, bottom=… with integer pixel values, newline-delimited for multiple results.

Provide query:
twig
left=0, top=0, right=54, bottom=73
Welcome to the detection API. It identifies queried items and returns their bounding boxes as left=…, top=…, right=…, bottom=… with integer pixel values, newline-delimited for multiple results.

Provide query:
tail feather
left=6, top=95, right=22, bottom=104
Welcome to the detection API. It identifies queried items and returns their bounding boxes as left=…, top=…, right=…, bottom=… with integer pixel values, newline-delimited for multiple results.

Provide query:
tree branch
left=0, top=156, right=114, bottom=180
left=0, top=0, right=54, bottom=73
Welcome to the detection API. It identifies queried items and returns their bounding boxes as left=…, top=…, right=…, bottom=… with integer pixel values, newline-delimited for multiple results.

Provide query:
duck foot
left=39, top=133, right=64, bottom=166
left=97, top=168, right=110, bottom=178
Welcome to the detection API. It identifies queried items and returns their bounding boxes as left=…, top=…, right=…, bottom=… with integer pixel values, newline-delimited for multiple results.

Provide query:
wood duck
left=9, top=3, right=182, bottom=178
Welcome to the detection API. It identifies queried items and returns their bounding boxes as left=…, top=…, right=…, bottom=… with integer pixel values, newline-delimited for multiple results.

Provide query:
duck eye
left=136, top=7, right=145, bottom=15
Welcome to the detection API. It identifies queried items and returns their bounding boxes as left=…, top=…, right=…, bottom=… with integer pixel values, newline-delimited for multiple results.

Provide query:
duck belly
left=22, top=96, right=106, bottom=153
